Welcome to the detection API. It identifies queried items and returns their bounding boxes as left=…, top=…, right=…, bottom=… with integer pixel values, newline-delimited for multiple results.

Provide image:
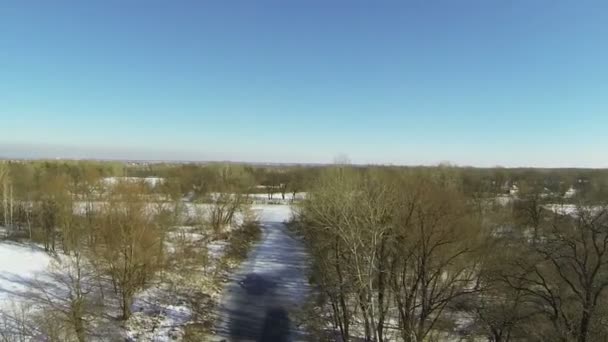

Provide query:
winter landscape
left=1, top=164, right=608, bottom=341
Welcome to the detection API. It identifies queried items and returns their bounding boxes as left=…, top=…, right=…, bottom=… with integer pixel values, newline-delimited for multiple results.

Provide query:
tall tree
left=503, top=206, right=608, bottom=342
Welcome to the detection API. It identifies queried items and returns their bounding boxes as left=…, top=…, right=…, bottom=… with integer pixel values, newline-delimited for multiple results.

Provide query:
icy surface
left=212, top=204, right=312, bottom=341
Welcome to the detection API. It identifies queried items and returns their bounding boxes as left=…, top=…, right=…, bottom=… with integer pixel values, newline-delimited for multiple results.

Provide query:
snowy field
left=0, top=241, right=52, bottom=311
left=0, top=240, right=56, bottom=340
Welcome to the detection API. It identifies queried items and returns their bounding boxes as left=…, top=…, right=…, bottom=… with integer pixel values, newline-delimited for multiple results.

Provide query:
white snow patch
left=0, top=241, right=53, bottom=311
left=544, top=204, right=606, bottom=218
left=101, top=177, right=165, bottom=187
left=250, top=204, right=294, bottom=223
left=247, top=192, right=307, bottom=201
left=207, top=240, right=228, bottom=260
left=545, top=204, right=579, bottom=216
left=495, top=195, right=514, bottom=206
left=126, top=286, right=193, bottom=342
left=564, top=187, right=578, bottom=198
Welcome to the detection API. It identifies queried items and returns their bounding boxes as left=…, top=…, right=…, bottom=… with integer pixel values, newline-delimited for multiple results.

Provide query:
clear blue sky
left=1, top=1, right=607, bottom=167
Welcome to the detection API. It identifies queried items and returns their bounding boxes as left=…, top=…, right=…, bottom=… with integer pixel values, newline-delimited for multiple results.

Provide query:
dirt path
left=211, top=205, right=311, bottom=342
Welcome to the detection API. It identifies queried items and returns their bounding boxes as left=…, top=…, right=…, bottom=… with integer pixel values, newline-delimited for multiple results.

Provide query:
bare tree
left=503, top=206, right=608, bottom=342
left=30, top=253, right=100, bottom=342
left=0, top=163, right=14, bottom=229
left=93, top=182, right=164, bottom=320
left=206, top=192, right=243, bottom=236
left=298, top=169, right=481, bottom=341
left=388, top=177, right=481, bottom=342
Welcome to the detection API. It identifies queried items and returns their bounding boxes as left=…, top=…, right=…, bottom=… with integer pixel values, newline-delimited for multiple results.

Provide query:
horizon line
left=1, top=156, right=606, bottom=170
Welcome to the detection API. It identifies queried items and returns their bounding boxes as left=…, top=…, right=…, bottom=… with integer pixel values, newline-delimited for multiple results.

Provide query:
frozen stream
left=212, top=205, right=312, bottom=342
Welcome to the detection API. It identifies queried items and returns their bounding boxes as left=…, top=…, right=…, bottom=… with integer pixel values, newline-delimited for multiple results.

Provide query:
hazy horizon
left=1, top=141, right=606, bottom=170
left=1, top=1, right=607, bottom=168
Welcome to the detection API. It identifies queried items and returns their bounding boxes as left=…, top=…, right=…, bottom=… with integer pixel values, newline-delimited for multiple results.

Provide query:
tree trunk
left=2, top=180, right=7, bottom=227
left=73, top=312, right=86, bottom=342
left=578, top=306, right=591, bottom=342
left=9, top=183, right=13, bottom=228
left=358, top=294, right=372, bottom=341
left=122, top=292, right=133, bottom=320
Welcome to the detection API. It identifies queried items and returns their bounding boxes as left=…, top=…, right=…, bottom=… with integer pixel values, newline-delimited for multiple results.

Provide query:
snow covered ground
left=0, top=241, right=52, bottom=311
left=206, top=192, right=307, bottom=205
left=247, top=192, right=307, bottom=201
left=125, top=225, right=224, bottom=342
left=0, top=204, right=306, bottom=341
left=544, top=204, right=606, bottom=217
left=124, top=204, right=305, bottom=341
left=0, top=241, right=55, bottom=339
left=0, top=220, right=226, bottom=341
left=209, top=204, right=312, bottom=341
left=101, top=176, right=165, bottom=187
left=126, top=285, right=196, bottom=342
left=250, top=204, right=297, bottom=223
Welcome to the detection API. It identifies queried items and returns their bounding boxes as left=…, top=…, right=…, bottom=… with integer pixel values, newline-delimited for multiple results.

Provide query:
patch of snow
left=167, top=226, right=206, bottom=241
left=101, top=177, right=165, bottom=187
left=247, top=192, right=307, bottom=201
left=564, top=187, right=578, bottom=198
left=126, top=286, right=193, bottom=342
left=495, top=195, right=514, bottom=206
left=206, top=192, right=307, bottom=205
left=544, top=204, right=606, bottom=218
left=250, top=204, right=294, bottom=223
left=0, top=241, right=53, bottom=311
left=545, top=204, right=579, bottom=216
left=207, top=241, right=228, bottom=260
